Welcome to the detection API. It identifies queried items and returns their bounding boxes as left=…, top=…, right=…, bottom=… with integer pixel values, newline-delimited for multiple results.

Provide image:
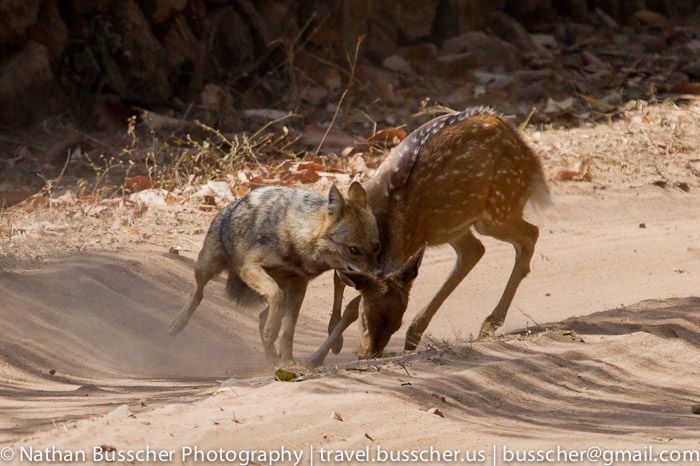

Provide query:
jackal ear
left=327, top=185, right=346, bottom=218
left=391, top=243, right=426, bottom=284
left=347, top=181, right=368, bottom=208
left=336, top=270, right=377, bottom=291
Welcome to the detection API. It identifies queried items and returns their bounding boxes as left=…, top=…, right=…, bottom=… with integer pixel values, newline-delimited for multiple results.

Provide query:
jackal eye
left=349, top=246, right=360, bottom=255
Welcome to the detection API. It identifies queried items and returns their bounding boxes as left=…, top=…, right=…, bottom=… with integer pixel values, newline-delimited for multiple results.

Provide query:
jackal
left=168, top=182, right=380, bottom=364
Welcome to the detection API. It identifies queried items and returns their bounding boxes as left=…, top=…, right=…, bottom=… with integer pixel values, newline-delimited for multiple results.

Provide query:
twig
left=411, top=105, right=455, bottom=119
left=516, top=307, right=541, bottom=327
left=315, top=35, right=364, bottom=154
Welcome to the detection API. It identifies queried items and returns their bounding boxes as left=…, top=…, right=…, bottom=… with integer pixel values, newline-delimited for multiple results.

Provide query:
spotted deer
left=308, top=107, right=550, bottom=367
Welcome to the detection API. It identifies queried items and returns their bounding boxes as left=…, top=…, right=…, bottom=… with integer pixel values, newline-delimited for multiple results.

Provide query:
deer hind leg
left=405, top=231, right=485, bottom=350
left=475, top=217, right=539, bottom=337
left=278, top=276, right=309, bottom=365
left=169, top=247, right=227, bottom=335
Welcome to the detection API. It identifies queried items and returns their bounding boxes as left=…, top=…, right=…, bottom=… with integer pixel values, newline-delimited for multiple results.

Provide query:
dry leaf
left=124, top=176, right=155, bottom=193
left=630, top=10, right=672, bottom=30
left=368, top=128, right=407, bottom=148
left=557, top=158, right=592, bottom=181
left=275, top=368, right=297, bottom=382
left=576, top=93, right=617, bottom=113
left=303, top=124, right=357, bottom=151
left=120, top=227, right=140, bottom=235
left=282, top=169, right=321, bottom=184
left=671, top=82, right=700, bottom=95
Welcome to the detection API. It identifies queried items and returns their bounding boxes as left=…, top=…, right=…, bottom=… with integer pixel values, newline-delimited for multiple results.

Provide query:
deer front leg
left=405, top=232, right=485, bottom=350
left=307, top=296, right=361, bottom=368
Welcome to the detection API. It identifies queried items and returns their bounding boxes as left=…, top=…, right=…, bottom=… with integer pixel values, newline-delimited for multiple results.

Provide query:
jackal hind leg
left=169, top=247, right=227, bottom=335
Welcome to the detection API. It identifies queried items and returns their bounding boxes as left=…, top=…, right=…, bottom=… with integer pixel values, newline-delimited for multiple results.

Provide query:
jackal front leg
left=279, top=276, right=308, bottom=365
left=240, top=265, right=284, bottom=363
left=329, top=271, right=347, bottom=355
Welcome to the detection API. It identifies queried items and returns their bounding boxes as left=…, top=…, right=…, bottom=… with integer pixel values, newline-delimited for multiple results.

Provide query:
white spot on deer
left=384, top=187, right=389, bottom=198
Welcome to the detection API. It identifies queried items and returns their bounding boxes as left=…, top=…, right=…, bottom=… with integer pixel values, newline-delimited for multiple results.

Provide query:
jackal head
left=321, top=182, right=380, bottom=273
left=337, top=245, right=426, bottom=359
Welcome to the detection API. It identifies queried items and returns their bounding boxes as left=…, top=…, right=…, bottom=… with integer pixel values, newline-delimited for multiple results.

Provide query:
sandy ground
left=1, top=180, right=699, bottom=464
left=2, top=102, right=700, bottom=464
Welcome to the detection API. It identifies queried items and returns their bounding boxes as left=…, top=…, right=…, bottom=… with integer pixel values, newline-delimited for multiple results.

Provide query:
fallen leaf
left=544, top=97, right=574, bottom=114
left=282, top=169, right=321, bottom=184
left=120, top=227, right=140, bottom=235
left=308, top=18, right=341, bottom=48
left=576, top=93, right=617, bottom=113
left=303, top=124, right=357, bottom=151
left=557, top=158, right=592, bottom=181
left=368, top=128, right=407, bottom=148
left=671, top=82, right=700, bottom=95
left=630, top=10, right=672, bottom=30
left=275, top=368, right=297, bottom=382
left=331, top=411, right=343, bottom=421
left=125, top=176, right=155, bottom=193
left=299, top=86, right=328, bottom=106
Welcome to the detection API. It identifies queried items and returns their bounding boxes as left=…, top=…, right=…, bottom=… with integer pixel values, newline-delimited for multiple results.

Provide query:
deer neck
left=365, top=175, right=420, bottom=269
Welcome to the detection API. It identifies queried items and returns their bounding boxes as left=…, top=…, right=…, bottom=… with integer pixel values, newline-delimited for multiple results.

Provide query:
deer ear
left=392, top=243, right=426, bottom=284
left=347, top=181, right=368, bottom=208
left=336, top=270, right=377, bottom=291
left=327, top=185, right=345, bottom=218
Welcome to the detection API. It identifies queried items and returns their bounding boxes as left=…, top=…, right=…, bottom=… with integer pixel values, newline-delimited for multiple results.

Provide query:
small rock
left=442, top=31, right=522, bottom=72
left=639, top=223, right=646, bottom=229
left=331, top=411, right=343, bottom=421
left=49, top=369, right=56, bottom=376
left=691, top=404, right=700, bottom=415
left=427, top=407, right=444, bottom=418
left=107, top=404, right=131, bottom=418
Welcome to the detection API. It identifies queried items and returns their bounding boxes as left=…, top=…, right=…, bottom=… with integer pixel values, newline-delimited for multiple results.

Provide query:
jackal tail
left=226, top=272, right=266, bottom=308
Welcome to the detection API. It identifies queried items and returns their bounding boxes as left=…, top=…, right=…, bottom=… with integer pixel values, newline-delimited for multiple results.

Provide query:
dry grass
left=2, top=100, right=699, bottom=268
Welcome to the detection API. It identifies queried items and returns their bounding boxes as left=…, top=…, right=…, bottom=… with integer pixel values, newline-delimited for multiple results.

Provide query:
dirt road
left=2, top=182, right=699, bottom=462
